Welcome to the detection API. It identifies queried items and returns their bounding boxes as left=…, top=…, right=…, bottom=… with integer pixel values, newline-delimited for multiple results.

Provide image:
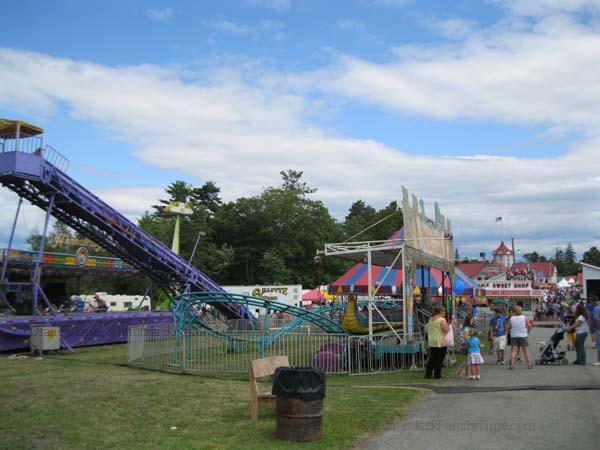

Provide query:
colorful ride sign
left=402, top=186, right=455, bottom=339
left=401, top=186, right=454, bottom=274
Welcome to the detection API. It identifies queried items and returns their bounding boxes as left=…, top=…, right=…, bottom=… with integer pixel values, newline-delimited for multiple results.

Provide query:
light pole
left=163, top=201, right=193, bottom=255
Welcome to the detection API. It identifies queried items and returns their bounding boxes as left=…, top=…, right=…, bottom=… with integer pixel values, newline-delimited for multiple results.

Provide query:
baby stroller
left=535, top=328, right=568, bottom=365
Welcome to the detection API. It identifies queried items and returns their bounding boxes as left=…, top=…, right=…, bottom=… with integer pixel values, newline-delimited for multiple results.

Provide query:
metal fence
left=0, top=134, right=69, bottom=172
left=127, top=324, right=426, bottom=375
left=0, top=133, right=42, bottom=153
left=211, top=318, right=321, bottom=333
left=347, top=332, right=426, bottom=374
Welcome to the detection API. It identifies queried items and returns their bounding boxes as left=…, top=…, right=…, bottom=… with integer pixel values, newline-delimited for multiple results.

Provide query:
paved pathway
left=356, top=327, right=600, bottom=450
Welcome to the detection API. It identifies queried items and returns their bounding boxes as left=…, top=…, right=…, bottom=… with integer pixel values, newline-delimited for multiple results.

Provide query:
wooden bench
left=249, top=355, right=289, bottom=421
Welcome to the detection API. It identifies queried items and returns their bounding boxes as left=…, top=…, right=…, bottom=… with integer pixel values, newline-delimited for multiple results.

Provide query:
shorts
left=467, top=352, right=484, bottom=365
left=511, top=336, right=528, bottom=347
left=493, top=335, right=507, bottom=351
left=460, top=345, right=468, bottom=355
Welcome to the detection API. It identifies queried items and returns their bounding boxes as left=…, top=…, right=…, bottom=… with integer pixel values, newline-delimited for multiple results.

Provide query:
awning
left=0, top=119, right=44, bottom=137
left=302, top=288, right=327, bottom=301
left=451, top=267, right=485, bottom=296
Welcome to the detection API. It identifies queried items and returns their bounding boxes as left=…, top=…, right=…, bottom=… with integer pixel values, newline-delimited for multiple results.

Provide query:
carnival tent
left=451, top=267, right=485, bottom=296
left=302, top=288, right=327, bottom=302
left=328, top=263, right=453, bottom=295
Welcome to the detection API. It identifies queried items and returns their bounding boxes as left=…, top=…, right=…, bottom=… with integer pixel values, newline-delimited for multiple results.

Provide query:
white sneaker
left=592, top=362, right=600, bottom=366
left=476, top=375, right=480, bottom=380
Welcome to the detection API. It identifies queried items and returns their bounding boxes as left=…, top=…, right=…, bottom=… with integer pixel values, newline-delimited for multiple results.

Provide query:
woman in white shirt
left=567, top=303, right=589, bottom=365
left=505, top=305, right=532, bottom=369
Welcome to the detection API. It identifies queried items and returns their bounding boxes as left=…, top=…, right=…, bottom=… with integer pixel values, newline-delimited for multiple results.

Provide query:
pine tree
left=565, top=243, right=577, bottom=265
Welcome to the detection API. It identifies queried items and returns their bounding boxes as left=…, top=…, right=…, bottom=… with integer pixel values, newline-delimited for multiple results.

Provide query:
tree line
left=28, top=170, right=599, bottom=290
left=27, top=170, right=403, bottom=291
left=139, top=170, right=403, bottom=287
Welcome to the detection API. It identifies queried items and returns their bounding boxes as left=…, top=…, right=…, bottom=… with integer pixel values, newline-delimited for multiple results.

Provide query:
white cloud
left=94, top=186, right=165, bottom=220
left=0, top=29, right=598, bottom=257
left=495, top=0, right=600, bottom=16
left=145, top=8, right=174, bottom=23
left=335, top=19, right=366, bottom=31
left=421, top=18, right=477, bottom=39
left=243, top=0, right=291, bottom=11
left=211, top=20, right=252, bottom=35
left=309, top=15, right=600, bottom=135
left=0, top=190, right=46, bottom=248
left=210, top=19, right=285, bottom=37
left=0, top=185, right=162, bottom=249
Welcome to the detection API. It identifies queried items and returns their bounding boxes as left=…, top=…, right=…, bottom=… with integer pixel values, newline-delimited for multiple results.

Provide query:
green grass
left=0, top=343, right=456, bottom=450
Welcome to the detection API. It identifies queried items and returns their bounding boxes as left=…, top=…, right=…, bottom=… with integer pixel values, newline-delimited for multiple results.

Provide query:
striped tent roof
left=329, top=263, right=453, bottom=295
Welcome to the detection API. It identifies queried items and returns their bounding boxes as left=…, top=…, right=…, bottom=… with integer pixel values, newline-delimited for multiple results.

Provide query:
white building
left=222, top=284, right=302, bottom=317
left=581, top=262, right=600, bottom=301
left=493, top=241, right=514, bottom=267
left=75, top=293, right=151, bottom=311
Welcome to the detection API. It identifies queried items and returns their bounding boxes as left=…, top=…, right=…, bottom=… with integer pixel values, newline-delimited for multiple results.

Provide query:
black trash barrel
left=272, top=366, right=326, bottom=442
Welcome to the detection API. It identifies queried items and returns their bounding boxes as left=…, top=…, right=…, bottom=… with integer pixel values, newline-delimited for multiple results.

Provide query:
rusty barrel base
left=275, top=398, right=323, bottom=442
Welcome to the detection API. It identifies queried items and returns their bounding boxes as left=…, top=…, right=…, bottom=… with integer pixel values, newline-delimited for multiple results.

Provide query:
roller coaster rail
left=172, top=292, right=349, bottom=337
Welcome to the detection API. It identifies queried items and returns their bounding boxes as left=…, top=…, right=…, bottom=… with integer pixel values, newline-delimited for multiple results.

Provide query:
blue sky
left=1, top=0, right=599, bottom=258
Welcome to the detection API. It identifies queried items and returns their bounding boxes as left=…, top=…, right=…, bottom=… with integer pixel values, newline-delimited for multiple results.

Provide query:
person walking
left=489, top=308, right=507, bottom=365
left=586, top=299, right=596, bottom=349
left=592, top=299, right=600, bottom=366
left=425, top=305, right=450, bottom=379
left=567, top=303, right=589, bottom=365
left=506, top=305, right=532, bottom=369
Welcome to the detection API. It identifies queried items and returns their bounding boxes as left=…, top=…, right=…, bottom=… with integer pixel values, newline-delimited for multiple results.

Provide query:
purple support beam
left=0, top=151, right=248, bottom=320
left=0, top=197, right=23, bottom=312
left=32, top=193, right=55, bottom=314
left=1, top=197, right=22, bottom=284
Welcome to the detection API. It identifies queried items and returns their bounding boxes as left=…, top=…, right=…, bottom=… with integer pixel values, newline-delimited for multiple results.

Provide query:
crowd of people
left=425, top=292, right=600, bottom=382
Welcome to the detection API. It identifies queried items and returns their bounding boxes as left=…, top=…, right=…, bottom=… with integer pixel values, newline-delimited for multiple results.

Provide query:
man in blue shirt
left=489, top=308, right=507, bottom=365
left=587, top=300, right=596, bottom=349
left=592, top=299, right=600, bottom=366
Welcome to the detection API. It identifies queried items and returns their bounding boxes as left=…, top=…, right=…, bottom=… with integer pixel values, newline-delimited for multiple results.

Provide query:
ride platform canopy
left=0, top=119, right=44, bottom=138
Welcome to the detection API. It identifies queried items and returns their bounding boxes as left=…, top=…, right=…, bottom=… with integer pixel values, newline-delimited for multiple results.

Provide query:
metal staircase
left=0, top=148, right=247, bottom=320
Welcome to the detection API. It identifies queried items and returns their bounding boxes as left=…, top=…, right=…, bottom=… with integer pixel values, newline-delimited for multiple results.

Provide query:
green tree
left=152, top=180, right=193, bottom=213
left=582, top=246, right=600, bottom=267
left=551, top=244, right=580, bottom=276
left=523, top=251, right=540, bottom=263
left=343, top=200, right=402, bottom=242
left=344, top=200, right=377, bottom=241
left=212, top=171, right=343, bottom=286
left=258, top=249, right=291, bottom=284
left=28, top=221, right=77, bottom=253
left=191, top=181, right=222, bottom=216
left=565, top=243, right=577, bottom=265
left=140, top=180, right=233, bottom=282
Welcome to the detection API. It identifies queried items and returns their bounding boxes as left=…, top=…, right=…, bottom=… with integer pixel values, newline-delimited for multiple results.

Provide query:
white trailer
left=222, top=284, right=302, bottom=317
